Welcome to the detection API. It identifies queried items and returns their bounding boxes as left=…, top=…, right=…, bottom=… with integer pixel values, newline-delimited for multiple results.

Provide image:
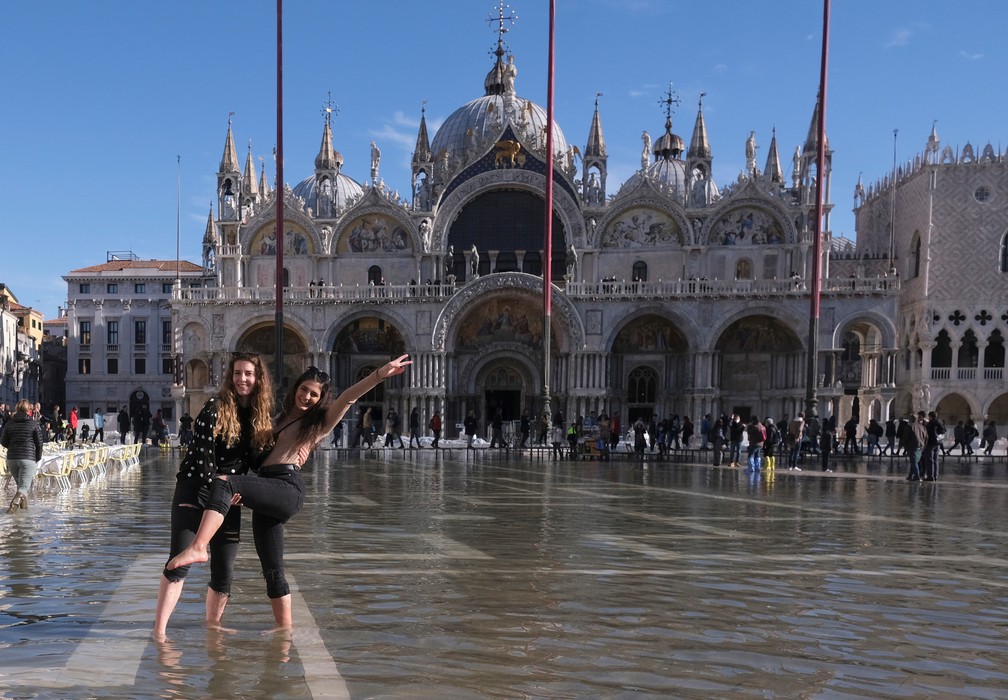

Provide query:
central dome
left=430, top=51, right=568, bottom=162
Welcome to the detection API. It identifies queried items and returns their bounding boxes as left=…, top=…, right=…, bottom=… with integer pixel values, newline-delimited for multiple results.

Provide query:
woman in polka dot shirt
left=154, top=352, right=274, bottom=640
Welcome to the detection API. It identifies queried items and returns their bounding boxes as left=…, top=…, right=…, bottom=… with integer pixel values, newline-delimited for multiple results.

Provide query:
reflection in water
left=2, top=450, right=1008, bottom=697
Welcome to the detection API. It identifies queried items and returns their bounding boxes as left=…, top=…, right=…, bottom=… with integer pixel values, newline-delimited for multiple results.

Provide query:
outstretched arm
left=322, top=354, right=411, bottom=433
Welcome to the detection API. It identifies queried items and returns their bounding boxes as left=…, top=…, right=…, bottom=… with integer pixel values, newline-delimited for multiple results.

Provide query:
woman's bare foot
left=166, top=545, right=208, bottom=570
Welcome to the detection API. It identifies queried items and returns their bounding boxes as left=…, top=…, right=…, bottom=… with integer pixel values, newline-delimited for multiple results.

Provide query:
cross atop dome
left=659, top=82, right=680, bottom=122
left=321, top=91, right=339, bottom=127
left=487, top=1, right=517, bottom=57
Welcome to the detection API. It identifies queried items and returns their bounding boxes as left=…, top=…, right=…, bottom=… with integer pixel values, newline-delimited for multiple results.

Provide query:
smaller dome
left=654, top=131, right=685, bottom=157
left=315, top=146, right=344, bottom=171
left=647, top=158, right=688, bottom=199
left=292, top=172, right=363, bottom=217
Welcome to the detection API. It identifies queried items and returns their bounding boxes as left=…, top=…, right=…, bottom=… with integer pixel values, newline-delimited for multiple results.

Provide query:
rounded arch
left=713, top=314, right=806, bottom=420
left=934, top=391, right=982, bottom=426
left=984, top=393, right=1008, bottom=426
left=434, top=170, right=585, bottom=252
left=704, top=198, right=798, bottom=246
left=593, top=199, right=691, bottom=249
left=432, top=273, right=585, bottom=353
left=831, top=310, right=898, bottom=349
left=236, top=322, right=310, bottom=388
left=707, top=305, right=807, bottom=354
left=222, top=314, right=318, bottom=357
left=184, top=357, right=209, bottom=385
left=324, top=307, right=416, bottom=358
left=332, top=315, right=408, bottom=356
left=607, top=311, right=692, bottom=355
left=241, top=210, right=320, bottom=257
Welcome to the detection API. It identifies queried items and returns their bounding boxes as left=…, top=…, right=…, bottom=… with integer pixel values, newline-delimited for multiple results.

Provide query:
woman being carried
left=154, top=352, right=274, bottom=640
left=167, top=354, right=411, bottom=628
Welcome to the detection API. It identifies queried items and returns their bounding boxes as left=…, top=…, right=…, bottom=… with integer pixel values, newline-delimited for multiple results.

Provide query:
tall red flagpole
left=542, top=0, right=556, bottom=432
left=805, top=0, right=830, bottom=420
left=274, top=0, right=285, bottom=392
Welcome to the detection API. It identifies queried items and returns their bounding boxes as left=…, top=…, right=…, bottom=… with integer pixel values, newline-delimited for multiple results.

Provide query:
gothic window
left=368, top=266, right=383, bottom=285
left=931, top=330, right=952, bottom=368
left=627, top=366, right=657, bottom=404
left=958, top=330, right=979, bottom=368
left=910, top=231, right=922, bottom=278
left=282, top=267, right=290, bottom=287
left=1001, top=233, right=1008, bottom=273
left=632, top=261, right=648, bottom=282
left=735, top=260, right=752, bottom=280
left=984, top=330, right=1005, bottom=368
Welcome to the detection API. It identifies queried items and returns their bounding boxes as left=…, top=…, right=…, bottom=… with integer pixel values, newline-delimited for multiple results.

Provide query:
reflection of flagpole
left=274, top=0, right=285, bottom=393
left=541, top=0, right=556, bottom=435
left=805, top=0, right=830, bottom=421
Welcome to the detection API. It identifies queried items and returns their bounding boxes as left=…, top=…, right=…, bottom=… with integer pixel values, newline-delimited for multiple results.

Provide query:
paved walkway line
left=288, top=574, right=351, bottom=700
left=8, top=554, right=160, bottom=689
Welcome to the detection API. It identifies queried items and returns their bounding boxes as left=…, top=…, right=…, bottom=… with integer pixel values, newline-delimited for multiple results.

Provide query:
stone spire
left=687, top=93, right=711, bottom=160
left=219, top=116, right=240, bottom=174
left=584, top=93, right=607, bottom=158
left=202, top=204, right=219, bottom=246
left=242, top=141, right=259, bottom=199
left=802, top=100, right=829, bottom=155
left=764, top=127, right=783, bottom=184
left=259, top=162, right=269, bottom=196
left=413, top=103, right=432, bottom=165
left=314, top=118, right=343, bottom=172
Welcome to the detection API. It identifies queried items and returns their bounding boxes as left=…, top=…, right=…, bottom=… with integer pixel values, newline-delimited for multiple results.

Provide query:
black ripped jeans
left=204, top=466, right=305, bottom=599
left=163, top=476, right=242, bottom=594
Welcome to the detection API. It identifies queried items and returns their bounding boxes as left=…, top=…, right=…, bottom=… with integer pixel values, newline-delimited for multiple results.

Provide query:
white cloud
left=960, top=50, right=983, bottom=61
left=885, top=28, right=913, bottom=48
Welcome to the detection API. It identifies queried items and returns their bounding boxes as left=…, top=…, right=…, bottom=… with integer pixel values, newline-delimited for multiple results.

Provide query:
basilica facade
left=171, top=35, right=907, bottom=438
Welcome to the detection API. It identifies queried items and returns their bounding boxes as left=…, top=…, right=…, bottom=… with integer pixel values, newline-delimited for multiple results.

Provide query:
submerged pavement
left=2, top=448, right=1008, bottom=698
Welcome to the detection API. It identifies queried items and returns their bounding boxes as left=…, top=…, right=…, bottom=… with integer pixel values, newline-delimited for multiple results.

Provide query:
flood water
left=2, top=448, right=1008, bottom=698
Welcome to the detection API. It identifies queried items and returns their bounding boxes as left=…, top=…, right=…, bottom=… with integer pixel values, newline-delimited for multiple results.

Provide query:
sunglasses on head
left=306, top=366, right=330, bottom=383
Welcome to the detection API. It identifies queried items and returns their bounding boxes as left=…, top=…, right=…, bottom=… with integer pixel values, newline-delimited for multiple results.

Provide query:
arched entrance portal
left=450, top=292, right=554, bottom=431
left=474, top=357, right=538, bottom=440
left=714, top=315, right=804, bottom=420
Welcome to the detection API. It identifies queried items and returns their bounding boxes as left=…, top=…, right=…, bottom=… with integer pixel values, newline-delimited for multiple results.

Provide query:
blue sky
left=2, top=0, right=1006, bottom=319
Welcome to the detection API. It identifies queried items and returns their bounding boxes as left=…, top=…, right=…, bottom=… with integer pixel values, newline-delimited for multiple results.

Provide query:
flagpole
left=805, top=0, right=830, bottom=420
left=274, top=0, right=285, bottom=393
left=541, top=0, right=556, bottom=437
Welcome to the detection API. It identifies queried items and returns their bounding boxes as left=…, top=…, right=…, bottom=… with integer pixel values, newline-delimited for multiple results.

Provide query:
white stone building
left=63, top=255, right=204, bottom=427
